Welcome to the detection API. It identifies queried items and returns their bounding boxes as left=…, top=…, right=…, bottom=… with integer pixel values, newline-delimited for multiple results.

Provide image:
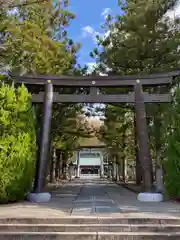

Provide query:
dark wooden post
left=134, top=112, right=142, bottom=185
left=122, top=132, right=126, bottom=182
left=59, top=151, right=63, bottom=179
left=49, top=146, right=55, bottom=183
left=34, top=80, right=53, bottom=193
left=134, top=80, right=153, bottom=192
left=55, top=149, right=60, bottom=180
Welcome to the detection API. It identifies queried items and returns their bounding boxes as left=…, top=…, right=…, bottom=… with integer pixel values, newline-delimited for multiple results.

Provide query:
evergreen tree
left=94, top=0, right=180, bottom=74
left=0, top=0, right=91, bottom=182
left=93, top=0, right=180, bottom=191
left=1, top=0, right=80, bottom=75
left=164, top=88, right=180, bottom=197
left=0, top=83, right=36, bottom=203
left=97, top=105, right=134, bottom=181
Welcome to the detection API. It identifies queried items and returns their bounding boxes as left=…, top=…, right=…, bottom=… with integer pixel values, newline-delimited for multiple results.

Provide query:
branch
left=1, top=0, right=48, bottom=8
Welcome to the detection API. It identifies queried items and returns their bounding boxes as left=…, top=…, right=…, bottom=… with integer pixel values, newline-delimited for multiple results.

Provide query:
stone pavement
left=71, top=179, right=180, bottom=217
left=1, top=178, right=180, bottom=218
left=0, top=180, right=82, bottom=218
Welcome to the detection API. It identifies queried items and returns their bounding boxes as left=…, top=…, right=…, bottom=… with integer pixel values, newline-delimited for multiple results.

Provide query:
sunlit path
left=1, top=179, right=180, bottom=239
left=1, top=178, right=180, bottom=219
left=70, top=179, right=180, bottom=217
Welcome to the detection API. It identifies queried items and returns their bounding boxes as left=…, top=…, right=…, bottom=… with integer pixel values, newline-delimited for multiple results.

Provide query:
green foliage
left=163, top=88, right=180, bottom=197
left=93, top=0, right=180, bottom=74
left=1, top=0, right=81, bottom=75
left=94, top=0, right=180, bottom=172
left=97, top=105, right=134, bottom=164
left=0, top=0, right=87, bottom=165
left=0, top=83, right=36, bottom=203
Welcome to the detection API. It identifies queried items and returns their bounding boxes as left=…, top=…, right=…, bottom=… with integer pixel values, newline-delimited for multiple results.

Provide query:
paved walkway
left=0, top=181, right=82, bottom=218
left=71, top=179, right=180, bottom=217
left=1, top=178, right=180, bottom=218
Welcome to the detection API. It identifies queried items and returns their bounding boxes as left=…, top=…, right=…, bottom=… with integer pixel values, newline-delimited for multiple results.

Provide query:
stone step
left=0, top=231, right=180, bottom=239
left=1, top=217, right=180, bottom=224
left=0, top=223, right=180, bottom=232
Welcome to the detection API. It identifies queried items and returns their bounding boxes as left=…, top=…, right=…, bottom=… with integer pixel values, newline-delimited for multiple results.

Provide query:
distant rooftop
left=78, top=136, right=106, bottom=149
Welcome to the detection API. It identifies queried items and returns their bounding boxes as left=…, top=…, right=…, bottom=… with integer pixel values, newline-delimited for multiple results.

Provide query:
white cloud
left=100, top=30, right=110, bottom=39
left=81, top=25, right=99, bottom=43
left=101, top=8, right=112, bottom=19
left=81, top=26, right=95, bottom=36
left=166, top=2, right=180, bottom=18
left=86, top=62, right=111, bottom=76
left=86, top=62, right=97, bottom=73
left=81, top=25, right=110, bottom=44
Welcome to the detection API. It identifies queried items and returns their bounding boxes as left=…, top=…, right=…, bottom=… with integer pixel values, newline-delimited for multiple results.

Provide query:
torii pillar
left=134, top=80, right=153, bottom=192
left=28, top=80, right=53, bottom=203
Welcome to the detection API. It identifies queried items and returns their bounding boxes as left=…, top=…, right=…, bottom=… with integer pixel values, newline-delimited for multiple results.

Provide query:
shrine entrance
left=75, top=146, right=107, bottom=179
left=10, top=71, right=180, bottom=201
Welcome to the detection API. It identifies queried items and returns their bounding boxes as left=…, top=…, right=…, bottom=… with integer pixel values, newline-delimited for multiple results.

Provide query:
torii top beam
left=10, top=70, right=180, bottom=87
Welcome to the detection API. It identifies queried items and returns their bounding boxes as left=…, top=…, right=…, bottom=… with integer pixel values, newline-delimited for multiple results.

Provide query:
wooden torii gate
left=10, top=71, right=179, bottom=198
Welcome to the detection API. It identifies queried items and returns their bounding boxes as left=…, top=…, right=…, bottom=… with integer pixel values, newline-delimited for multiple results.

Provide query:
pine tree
left=1, top=0, right=81, bottom=75
left=93, top=0, right=180, bottom=191
left=164, top=88, right=180, bottom=197
left=97, top=105, right=135, bottom=181
left=94, top=0, right=180, bottom=74
left=0, top=0, right=91, bottom=181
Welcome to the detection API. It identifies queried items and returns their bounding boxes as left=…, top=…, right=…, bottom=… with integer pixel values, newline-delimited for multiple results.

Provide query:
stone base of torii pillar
left=137, top=192, right=163, bottom=202
left=27, top=192, right=51, bottom=203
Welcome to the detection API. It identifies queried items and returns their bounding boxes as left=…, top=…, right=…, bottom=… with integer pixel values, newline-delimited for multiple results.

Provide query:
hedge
left=0, top=83, right=36, bottom=203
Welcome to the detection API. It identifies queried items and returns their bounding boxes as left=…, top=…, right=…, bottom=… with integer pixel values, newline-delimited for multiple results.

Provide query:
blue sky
left=67, top=0, right=122, bottom=69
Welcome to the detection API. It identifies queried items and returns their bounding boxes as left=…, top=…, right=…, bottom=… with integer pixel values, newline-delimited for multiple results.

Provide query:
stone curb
left=0, top=231, right=180, bottom=236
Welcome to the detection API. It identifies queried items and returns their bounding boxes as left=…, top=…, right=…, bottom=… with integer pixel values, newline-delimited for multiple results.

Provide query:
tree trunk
left=49, top=147, right=55, bottom=183
left=134, top=81, right=153, bottom=192
left=122, top=157, right=125, bottom=182
left=59, top=152, right=63, bottom=179
left=113, top=161, right=117, bottom=181
left=49, top=157, right=55, bottom=183
left=62, top=152, right=68, bottom=180
left=62, top=163, right=66, bottom=180
left=122, top=132, right=126, bottom=182
left=55, top=149, right=61, bottom=180
left=118, top=162, right=121, bottom=181
left=155, top=148, right=164, bottom=193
